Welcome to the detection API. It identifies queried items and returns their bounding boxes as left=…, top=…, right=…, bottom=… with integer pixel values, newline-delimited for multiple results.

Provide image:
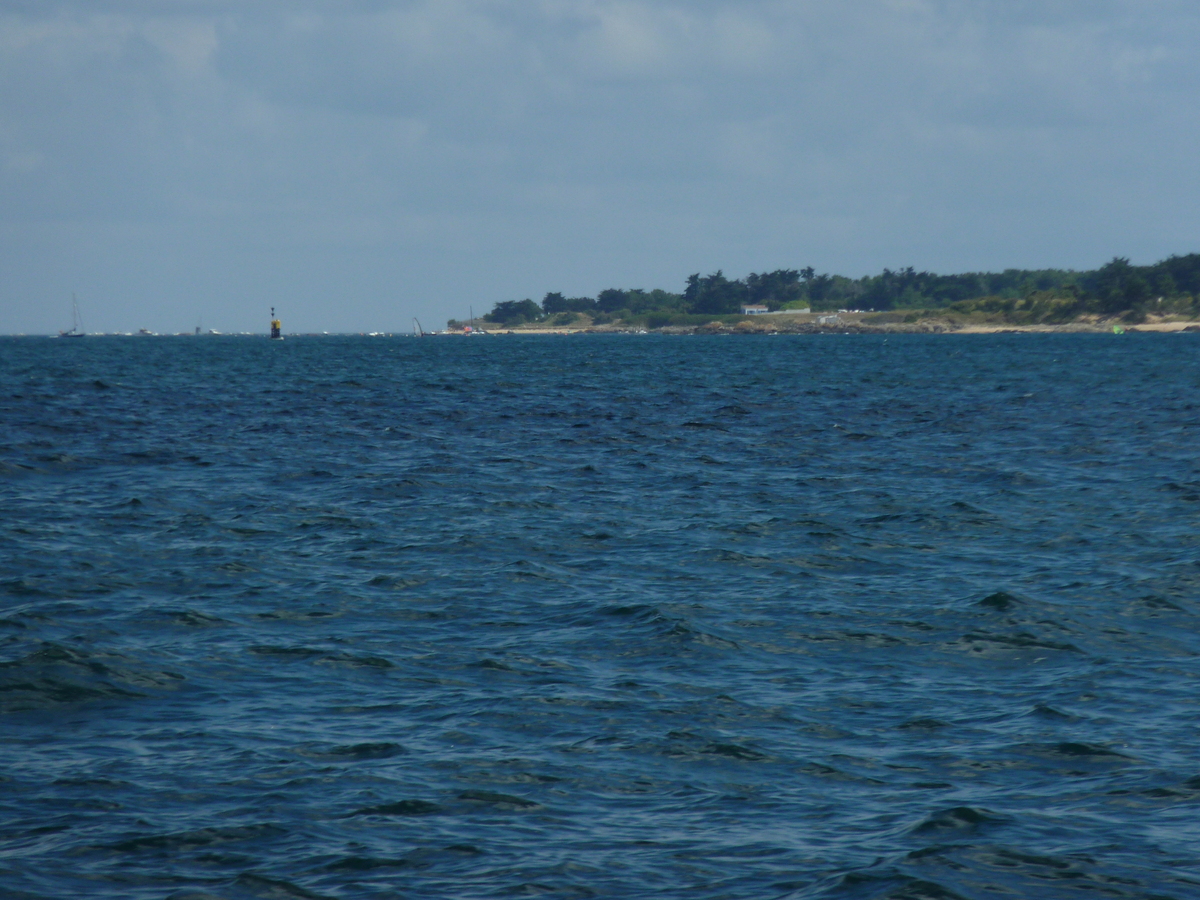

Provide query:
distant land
left=451, top=254, right=1200, bottom=334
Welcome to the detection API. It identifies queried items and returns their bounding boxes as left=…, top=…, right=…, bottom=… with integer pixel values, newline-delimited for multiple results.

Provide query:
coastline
left=490, top=312, right=1200, bottom=336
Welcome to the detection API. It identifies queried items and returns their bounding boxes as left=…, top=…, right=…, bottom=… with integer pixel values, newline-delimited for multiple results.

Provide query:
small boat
left=466, top=305, right=489, bottom=335
left=59, top=294, right=85, bottom=337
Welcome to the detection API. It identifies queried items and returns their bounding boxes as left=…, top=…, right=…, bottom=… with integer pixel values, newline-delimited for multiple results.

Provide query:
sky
left=3, top=0, right=1200, bottom=334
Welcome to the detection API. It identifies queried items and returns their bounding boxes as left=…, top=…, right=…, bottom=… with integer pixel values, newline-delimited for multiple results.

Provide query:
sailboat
left=59, top=294, right=85, bottom=337
left=466, top=305, right=488, bottom=335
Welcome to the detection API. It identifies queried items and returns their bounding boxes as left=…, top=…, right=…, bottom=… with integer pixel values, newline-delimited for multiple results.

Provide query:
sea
left=1, top=332, right=1199, bottom=900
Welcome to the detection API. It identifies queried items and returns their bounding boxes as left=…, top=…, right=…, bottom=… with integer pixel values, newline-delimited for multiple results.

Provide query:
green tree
left=1159, top=253, right=1200, bottom=295
left=1082, top=258, right=1151, bottom=314
left=543, top=292, right=596, bottom=314
left=684, top=271, right=748, bottom=314
left=596, top=289, right=629, bottom=313
left=484, top=299, right=544, bottom=325
left=745, top=269, right=803, bottom=309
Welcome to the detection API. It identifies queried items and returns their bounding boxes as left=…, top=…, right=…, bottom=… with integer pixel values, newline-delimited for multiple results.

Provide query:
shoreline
left=497, top=313, right=1200, bottom=336
left=20, top=316, right=1197, bottom=338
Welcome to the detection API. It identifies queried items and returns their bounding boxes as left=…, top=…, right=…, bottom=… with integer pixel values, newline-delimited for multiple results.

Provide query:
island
left=446, top=254, right=1200, bottom=334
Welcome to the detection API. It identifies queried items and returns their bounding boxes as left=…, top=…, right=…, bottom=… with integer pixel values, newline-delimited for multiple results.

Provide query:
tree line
left=463, top=254, right=1200, bottom=327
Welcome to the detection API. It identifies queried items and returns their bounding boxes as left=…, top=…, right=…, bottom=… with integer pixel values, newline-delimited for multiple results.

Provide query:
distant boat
left=59, top=294, right=85, bottom=337
left=467, top=305, right=489, bottom=335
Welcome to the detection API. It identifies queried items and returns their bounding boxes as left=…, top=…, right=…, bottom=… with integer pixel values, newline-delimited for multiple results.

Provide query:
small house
left=740, top=304, right=769, bottom=315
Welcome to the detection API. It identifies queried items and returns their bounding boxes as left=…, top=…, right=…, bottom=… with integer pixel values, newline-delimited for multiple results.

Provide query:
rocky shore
left=501, top=312, right=1200, bottom=336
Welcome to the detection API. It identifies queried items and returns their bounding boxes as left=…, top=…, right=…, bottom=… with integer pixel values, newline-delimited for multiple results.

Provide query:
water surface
left=2, top=333, right=1199, bottom=899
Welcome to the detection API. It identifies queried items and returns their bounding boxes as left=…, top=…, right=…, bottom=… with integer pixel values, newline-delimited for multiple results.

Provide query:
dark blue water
left=2, top=333, right=1199, bottom=900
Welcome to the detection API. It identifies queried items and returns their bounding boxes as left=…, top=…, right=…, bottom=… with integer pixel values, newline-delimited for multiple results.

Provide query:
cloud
left=2, top=1, right=1199, bottom=331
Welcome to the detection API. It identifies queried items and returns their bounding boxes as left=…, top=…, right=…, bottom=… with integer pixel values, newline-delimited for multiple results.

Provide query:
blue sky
left=3, top=0, right=1199, bottom=333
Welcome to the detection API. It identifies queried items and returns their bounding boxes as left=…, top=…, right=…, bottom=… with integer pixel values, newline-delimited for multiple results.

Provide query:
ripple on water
left=2, top=334, right=1200, bottom=899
